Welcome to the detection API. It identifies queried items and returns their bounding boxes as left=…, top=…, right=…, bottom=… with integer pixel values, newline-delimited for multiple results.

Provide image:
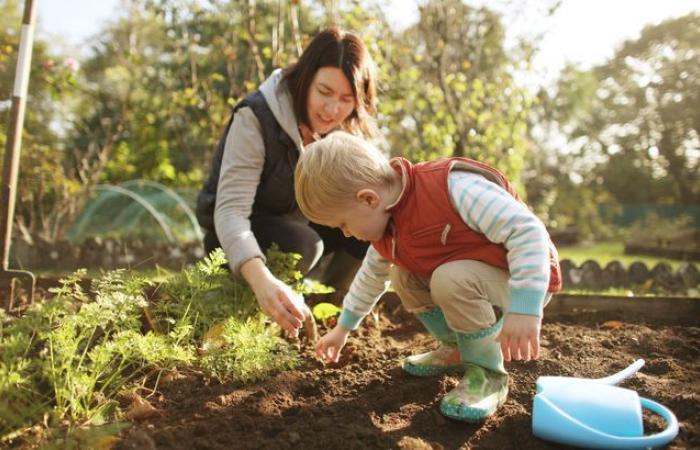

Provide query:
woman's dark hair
left=282, top=27, right=377, bottom=138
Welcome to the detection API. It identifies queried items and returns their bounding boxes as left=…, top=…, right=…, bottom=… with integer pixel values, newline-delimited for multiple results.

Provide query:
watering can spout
left=596, top=359, right=645, bottom=385
left=535, top=359, right=645, bottom=394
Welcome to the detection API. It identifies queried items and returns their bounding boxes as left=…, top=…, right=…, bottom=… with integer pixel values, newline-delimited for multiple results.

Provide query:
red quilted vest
left=371, top=157, right=562, bottom=293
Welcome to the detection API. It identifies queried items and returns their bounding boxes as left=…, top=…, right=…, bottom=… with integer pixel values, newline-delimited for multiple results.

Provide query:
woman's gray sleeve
left=213, top=107, right=267, bottom=275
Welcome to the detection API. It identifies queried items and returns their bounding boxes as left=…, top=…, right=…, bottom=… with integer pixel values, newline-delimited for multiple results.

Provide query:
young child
left=294, top=131, right=561, bottom=422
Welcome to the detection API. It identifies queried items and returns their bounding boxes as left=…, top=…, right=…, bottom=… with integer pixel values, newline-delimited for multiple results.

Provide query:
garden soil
left=117, top=294, right=699, bottom=450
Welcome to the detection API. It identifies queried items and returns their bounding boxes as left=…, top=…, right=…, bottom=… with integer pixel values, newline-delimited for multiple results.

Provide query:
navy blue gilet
left=196, top=90, right=300, bottom=232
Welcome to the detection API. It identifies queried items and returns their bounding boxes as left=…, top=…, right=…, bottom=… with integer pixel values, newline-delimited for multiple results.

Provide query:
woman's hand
left=241, top=258, right=307, bottom=335
left=496, top=313, right=542, bottom=362
left=316, top=325, right=350, bottom=363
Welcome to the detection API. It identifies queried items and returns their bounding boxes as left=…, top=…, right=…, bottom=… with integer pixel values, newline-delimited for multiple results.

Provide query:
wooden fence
left=560, top=259, right=698, bottom=293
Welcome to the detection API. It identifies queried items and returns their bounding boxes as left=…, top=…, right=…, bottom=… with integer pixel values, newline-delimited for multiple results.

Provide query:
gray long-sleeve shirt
left=213, top=69, right=306, bottom=274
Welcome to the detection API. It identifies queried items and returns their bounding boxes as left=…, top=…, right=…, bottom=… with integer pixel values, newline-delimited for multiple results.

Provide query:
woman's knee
left=309, top=222, right=369, bottom=259
left=251, top=217, right=324, bottom=274
left=291, top=239, right=324, bottom=274
left=202, top=231, right=221, bottom=256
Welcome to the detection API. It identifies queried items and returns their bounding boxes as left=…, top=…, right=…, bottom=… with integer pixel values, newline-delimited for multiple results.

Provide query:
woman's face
left=306, top=67, right=356, bottom=135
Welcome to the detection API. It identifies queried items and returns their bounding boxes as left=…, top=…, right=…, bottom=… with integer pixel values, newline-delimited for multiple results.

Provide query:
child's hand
left=315, top=324, right=350, bottom=363
left=496, top=313, right=542, bottom=362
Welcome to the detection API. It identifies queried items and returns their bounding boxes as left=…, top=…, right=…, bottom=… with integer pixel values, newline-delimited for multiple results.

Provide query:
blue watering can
left=532, top=359, right=679, bottom=449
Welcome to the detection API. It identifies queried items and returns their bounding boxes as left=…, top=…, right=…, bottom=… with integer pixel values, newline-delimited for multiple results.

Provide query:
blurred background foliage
left=0, top=0, right=698, bottom=246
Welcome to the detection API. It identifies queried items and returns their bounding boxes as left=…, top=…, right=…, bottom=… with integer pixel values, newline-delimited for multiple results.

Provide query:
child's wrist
left=338, top=308, right=364, bottom=330
left=509, top=287, right=546, bottom=317
left=335, top=324, right=352, bottom=335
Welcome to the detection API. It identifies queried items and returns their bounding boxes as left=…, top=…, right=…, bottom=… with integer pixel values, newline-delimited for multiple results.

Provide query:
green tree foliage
left=528, top=13, right=700, bottom=238
left=3, top=0, right=568, bottom=244
left=525, top=65, right=620, bottom=238
left=533, top=13, right=700, bottom=210
left=1, top=0, right=84, bottom=243
left=592, top=13, right=700, bottom=205
left=70, top=0, right=320, bottom=188
left=378, top=0, right=535, bottom=188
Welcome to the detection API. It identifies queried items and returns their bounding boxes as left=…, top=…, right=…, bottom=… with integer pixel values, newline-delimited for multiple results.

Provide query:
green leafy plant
left=154, top=247, right=300, bottom=382
left=0, top=270, right=192, bottom=444
left=312, top=303, right=342, bottom=328
left=200, top=315, right=298, bottom=383
left=1, top=248, right=308, bottom=446
left=153, top=248, right=258, bottom=340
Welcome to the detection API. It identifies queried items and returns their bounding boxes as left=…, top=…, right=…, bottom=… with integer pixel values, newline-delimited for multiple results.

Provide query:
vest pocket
left=411, top=223, right=449, bottom=242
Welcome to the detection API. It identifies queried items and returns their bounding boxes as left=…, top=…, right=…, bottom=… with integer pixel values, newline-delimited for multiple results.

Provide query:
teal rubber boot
left=439, top=318, right=509, bottom=422
left=403, top=307, right=462, bottom=377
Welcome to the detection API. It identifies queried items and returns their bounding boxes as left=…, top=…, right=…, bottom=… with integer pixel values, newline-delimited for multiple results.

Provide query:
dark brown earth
left=117, top=294, right=700, bottom=450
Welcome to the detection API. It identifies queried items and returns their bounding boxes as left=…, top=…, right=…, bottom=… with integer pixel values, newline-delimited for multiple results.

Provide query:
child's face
left=306, top=67, right=356, bottom=135
left=324, top=192, right=390, bottom=242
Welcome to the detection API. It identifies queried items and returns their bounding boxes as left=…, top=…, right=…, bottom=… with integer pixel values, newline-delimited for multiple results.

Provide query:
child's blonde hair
left=295, top=131, right=396, bottom=223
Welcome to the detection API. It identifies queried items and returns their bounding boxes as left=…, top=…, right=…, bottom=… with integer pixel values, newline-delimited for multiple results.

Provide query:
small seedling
left=312, top=302, right=341, bottom=328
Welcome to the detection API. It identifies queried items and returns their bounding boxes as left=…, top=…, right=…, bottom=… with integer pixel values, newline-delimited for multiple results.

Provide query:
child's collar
left=385, top=157, right=412, bottom=212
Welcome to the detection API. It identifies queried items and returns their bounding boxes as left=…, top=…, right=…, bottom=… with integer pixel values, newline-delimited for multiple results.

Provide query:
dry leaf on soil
left=125, top=394, right=160, bottom=421
left=201, top=322, right=226, bottom=352
left=601, top=320, right=624, bottom=330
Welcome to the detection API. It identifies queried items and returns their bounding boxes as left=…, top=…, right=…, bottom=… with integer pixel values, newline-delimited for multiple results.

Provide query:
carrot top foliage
left=0, top=248, right=305, bottom=446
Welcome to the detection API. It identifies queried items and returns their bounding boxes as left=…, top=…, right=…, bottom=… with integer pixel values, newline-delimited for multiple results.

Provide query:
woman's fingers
left=255, top=279, right=307, bottom=334
left=276, top=291, right=306, bottom=323
left=265, top=289, right=305, bottom=334
left=268, top=306, right=299, bottom=335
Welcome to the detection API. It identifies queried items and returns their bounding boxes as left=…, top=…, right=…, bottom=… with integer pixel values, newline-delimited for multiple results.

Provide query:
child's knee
left=390, top=266, right=425, bottom=292
left=390, top=266, right=433, bottom=312
left=430, top=260, right=509, bottom=305
left=430, top=261, right=481, bottom=303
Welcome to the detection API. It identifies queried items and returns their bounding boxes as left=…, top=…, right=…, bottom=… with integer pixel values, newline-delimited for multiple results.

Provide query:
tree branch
left=246, top=0, right=265, bottom=83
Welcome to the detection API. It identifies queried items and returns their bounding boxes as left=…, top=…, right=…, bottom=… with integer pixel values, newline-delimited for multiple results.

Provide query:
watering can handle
left=597, top=359, right=645, bottom=385
left=636, top=397, right=679, bottom=448
left=537, top=395, right=679, bottom=449
left=590, top=397, right=679, bottom=449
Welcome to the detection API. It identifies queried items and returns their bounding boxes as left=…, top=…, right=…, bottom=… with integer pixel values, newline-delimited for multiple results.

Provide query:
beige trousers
left=390, top=260, right=551, bottom=333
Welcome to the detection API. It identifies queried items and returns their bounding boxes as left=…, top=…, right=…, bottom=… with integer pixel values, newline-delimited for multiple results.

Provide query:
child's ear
left=356, top=188, right=380, bottom=207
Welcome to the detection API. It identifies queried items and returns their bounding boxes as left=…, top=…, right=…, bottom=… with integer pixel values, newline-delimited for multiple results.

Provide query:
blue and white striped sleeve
left=448, top=170, right=550, bottom=317
left=338, top=246, right=392, bottom=330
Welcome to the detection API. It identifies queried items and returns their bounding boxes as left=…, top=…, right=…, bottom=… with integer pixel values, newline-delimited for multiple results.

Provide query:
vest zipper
left=440, top=224, right=451, bottom=245
left=389, top=220, right=397, bottom=261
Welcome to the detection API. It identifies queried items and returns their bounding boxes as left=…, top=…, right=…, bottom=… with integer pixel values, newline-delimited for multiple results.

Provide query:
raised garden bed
left=116, top=292, right=700, bottom=450
left=625, top=229, right=700, bottom=261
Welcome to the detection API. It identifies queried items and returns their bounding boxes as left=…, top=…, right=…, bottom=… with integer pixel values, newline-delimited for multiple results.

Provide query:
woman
left=196, top=27, right=378, bottom=336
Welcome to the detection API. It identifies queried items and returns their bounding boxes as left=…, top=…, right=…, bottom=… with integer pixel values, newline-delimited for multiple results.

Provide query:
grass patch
left=558, top=241, right=693, bottom=270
